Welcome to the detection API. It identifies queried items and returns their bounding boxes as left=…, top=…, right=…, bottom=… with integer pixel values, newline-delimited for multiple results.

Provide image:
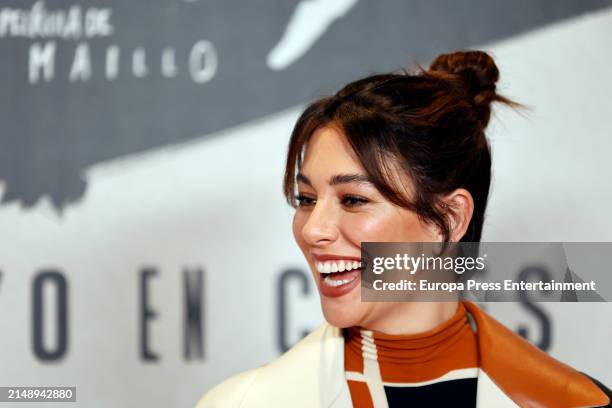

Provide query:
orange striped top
left=343, top=302, right=479, bottom=407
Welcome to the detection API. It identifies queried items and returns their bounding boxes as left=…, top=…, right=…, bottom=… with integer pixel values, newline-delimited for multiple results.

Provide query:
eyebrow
left=296, top=172, right=373, bottom=187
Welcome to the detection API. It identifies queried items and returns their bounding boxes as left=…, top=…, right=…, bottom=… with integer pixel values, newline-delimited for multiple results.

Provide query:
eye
left=342, top=195, right=369, bottom=208
left=295, top=194, right=316, bottom=207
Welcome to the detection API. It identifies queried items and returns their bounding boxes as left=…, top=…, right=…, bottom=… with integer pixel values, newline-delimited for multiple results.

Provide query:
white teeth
left=323, top=274, right=357, bottom=287
left=315, top=259, right=362, bottom=273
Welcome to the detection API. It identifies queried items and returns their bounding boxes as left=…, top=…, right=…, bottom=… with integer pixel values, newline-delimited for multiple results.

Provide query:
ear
left=440, top=188, right=474, bottom=242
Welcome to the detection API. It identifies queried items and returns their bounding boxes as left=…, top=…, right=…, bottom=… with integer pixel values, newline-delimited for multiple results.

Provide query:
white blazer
left=195, top=301, right=610, bottom=408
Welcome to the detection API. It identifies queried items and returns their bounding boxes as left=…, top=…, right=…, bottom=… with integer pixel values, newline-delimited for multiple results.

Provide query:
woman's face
left=292, top=125, right=442, bottom=329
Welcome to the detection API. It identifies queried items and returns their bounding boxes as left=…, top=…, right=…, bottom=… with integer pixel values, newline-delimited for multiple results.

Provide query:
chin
left=319, top=290, right=363, bottom=328
left=322, top=308, right=359, bottom=328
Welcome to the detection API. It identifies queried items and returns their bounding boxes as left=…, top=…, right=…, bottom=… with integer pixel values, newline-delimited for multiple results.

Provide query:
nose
left=301, top=197, right=339, bottom=246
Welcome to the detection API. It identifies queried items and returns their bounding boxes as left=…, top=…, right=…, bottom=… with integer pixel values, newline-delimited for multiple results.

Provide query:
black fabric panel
left=384, top=378, right=478, bottom=407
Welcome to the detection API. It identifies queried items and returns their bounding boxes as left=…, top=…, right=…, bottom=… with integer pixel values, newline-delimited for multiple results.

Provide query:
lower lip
left=318, top=269, right=361, bottom=298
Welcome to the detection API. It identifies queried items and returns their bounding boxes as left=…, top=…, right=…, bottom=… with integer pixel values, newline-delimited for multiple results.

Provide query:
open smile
left=311, top=255, right=363, bottom=296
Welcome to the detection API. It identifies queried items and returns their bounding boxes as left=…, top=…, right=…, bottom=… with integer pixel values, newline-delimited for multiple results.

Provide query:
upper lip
left=311, top=253, right=361, bottom=262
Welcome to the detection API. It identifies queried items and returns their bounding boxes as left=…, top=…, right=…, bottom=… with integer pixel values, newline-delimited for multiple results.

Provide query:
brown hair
left=283, top=50, right=520, bottom=242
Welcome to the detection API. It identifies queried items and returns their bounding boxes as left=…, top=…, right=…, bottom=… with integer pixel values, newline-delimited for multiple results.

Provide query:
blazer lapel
left=319, top=323, right=354, bottom=408
left=464, top=301, right=609, bottom=408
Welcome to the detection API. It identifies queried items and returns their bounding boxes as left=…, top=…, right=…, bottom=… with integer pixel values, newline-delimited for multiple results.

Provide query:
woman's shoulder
left=194, top=366, right=261, bottom=408
left=194, top=322, right=336, bottom=408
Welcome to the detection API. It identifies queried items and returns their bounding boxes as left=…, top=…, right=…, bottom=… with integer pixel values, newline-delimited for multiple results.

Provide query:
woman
left=196, top=50, right=611, bottom=407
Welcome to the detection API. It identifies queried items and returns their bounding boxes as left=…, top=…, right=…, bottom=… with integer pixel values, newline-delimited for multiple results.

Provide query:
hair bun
left=428, top=50, right=499, bottom=107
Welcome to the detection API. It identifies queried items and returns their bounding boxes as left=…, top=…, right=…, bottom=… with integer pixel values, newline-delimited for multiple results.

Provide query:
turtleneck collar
left=344, top=301, right=479, bottom=382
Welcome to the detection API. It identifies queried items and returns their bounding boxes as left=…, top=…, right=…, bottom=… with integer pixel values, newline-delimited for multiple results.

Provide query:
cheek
left=341, top=207, right=432, bottom=242
left=292, top=211, right=307, bottom=248
left=339, top=212, right=390, bottom=243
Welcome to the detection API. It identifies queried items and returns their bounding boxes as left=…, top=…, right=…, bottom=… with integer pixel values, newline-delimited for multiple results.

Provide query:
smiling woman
left=195, top=50, right=611, bottom=408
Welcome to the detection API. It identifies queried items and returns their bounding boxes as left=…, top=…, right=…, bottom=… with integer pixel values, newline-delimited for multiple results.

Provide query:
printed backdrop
left=1, top=1, right=611, bottom=406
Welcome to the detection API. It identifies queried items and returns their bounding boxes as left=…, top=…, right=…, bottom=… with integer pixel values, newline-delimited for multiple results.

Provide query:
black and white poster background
left=0, top=1, right=611, bottom=406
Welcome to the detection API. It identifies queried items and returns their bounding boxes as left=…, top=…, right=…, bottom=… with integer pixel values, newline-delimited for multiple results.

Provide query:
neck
left=359, top=300, right=459, bottom=335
